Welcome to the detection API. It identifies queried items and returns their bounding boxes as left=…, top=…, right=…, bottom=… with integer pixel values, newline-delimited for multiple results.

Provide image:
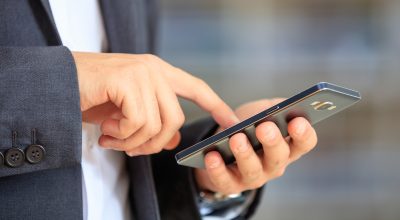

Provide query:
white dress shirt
left=48, top=1, right=132, bottom=220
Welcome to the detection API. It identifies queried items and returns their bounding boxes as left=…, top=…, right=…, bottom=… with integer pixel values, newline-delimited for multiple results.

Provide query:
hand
left=194, top=99, right=318, bottom=195
left=73, top=52, right=238, bottom=156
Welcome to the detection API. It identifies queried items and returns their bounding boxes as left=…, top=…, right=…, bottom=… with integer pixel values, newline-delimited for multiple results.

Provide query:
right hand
left=73, top=52, right=239, bottom=156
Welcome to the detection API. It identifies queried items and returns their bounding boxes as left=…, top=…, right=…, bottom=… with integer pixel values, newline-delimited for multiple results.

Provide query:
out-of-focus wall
left=158, top=0, right=400, bottom=219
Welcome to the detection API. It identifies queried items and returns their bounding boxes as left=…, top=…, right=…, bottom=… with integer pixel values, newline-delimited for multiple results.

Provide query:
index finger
left=165, top=66, right=239, bottom=128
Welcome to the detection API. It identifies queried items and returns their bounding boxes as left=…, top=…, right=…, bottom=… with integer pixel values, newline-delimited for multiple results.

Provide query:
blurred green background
left=158, top=0, right=400, bottom=219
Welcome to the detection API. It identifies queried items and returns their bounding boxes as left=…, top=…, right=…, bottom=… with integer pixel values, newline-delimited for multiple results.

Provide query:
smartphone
left=175, top=82, right=361, bottom=168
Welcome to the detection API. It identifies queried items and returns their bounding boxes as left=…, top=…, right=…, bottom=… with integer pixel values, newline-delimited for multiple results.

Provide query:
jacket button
left=0, top=152, right=4, bottom=167
left=5, top=148, right=25, bottom=167
left=26, top=144, right=45, bottom=164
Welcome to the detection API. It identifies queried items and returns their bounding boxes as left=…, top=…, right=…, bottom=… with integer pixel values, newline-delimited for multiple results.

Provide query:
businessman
left=0, top=0, right=317, bottom=220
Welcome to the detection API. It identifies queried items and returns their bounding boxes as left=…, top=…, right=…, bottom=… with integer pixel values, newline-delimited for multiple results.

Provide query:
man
left=0, top=0, right=318, bottom=219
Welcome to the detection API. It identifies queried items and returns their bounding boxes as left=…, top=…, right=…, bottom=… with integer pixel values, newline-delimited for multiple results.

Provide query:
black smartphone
left=175, top=82, right=361, bottom=168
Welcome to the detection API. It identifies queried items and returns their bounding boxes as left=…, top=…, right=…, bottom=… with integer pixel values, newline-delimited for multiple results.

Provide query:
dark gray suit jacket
left=0, top=0, right=262, bottom=219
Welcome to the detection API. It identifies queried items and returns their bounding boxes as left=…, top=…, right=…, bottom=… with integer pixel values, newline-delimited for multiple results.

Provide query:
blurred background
left=158, top=0, right=400, bottom=220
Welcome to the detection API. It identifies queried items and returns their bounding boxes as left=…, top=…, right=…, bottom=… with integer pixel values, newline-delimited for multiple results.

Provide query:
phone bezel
left=175, top=82, right=361, bottom=165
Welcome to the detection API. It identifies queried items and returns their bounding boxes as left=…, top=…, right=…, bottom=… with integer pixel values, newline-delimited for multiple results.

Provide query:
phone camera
left=310, top=101, right=336, bottom=111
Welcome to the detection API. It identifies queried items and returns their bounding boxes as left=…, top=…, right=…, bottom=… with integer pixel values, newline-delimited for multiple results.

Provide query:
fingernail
left=236, top=138, right=248, bottom=153
left=101, top=126, right=111, bottom=136
left=101, top=145, right=111, bottom=149
left=231, top=114, right=240, bottom=124
left=264, top=126, right=276, bottom=142
left=208, top=156, right=220, bottom=169
left=295, top=123, right=306, bottom=136
left=99, top=140, right=110, bottom=148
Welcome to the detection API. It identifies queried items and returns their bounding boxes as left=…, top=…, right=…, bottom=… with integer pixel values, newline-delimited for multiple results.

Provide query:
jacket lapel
left=38, top=0, right=62, bottom=44
left=98, top=1, right=161, bottom=219
left=99, top=0, right=150, bottom=53
left=38, top=0, right=154, bottom=53
left=127, top=156, right=161, bottom=220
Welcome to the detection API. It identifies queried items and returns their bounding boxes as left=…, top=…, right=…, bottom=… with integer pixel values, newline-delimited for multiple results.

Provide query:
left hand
left=194, top=99, right=318, bottom=195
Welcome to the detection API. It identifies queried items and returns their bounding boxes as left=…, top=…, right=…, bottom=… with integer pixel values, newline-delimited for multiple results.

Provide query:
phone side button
left=266, top=105, right=280, bottom=115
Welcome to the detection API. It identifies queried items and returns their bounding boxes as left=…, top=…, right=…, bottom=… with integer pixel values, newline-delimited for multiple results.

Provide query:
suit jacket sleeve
left=152, top=117, right=264, bottom=220
left=0, top=46, right=82, bottom=178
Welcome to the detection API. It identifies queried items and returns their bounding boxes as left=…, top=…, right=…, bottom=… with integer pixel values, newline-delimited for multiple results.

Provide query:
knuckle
left=243, top=169, right=262, bottom=183
left=145, top=124, right=161, bottom=138
left=222, top=188, right=241, bottom=195
left=142, top=54, right=157, bottom=62
left=197, top=78, right=210, bottom=91
left=117, top=143, right=129, bottom=152
left=195, top=78, right=206, bottom=86
left=116, top=83, right=132, bottom=99
left=151, top=123, right=162, bottom=136
left=121, top=119, right=146, bottom=138
left=120, top=64, right=136, bottom=78
left=240, top=148, right=253, bottom=161
left=251, top=178, right=267, bottom=189
left=290, top=155, right=302, bottom=163
left=273, top=167, right=286, bottom=179
left=123, top=146, right=134, bottom=153
left=173, top=67, right=185, bottom=75
left=147, top=144, right=163, bottom=155
left=135, top=117, right=146, bottom=128
left=192, top=78, right=209, bottom=99
left=130, top=61, right=149, bottom=75
left=119, top=64, right=133, bottom=77
left=124, top=138, right=140, bottom=149
left=213, top=178, right=231, bottom=190
left=118, top=130, right=131, bottom=139
left=110, top=142, right=122, bottom=150
left=272, top=158, right=285, bottom=168
left=149, top=149, right=162, bottom=155
left=295, top=141, right=313, bottom=155
left=122, top=146, right=133, bottom=153
left=167, top=111, right=185, bottom=131
left=264, top=157, right=287, bottom=172
left=299, top=146, right=311, bottom=155
left=121, top=139, right=135, bottom=151
left=170, top=115, right=185, bottom=132
left=176, top=111, right=185, bottom=128
left=126, top=151, right=138, bottom=157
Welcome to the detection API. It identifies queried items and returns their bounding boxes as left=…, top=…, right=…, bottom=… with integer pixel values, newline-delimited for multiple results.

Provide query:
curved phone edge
left=175, top=82, right=361, bottom=166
